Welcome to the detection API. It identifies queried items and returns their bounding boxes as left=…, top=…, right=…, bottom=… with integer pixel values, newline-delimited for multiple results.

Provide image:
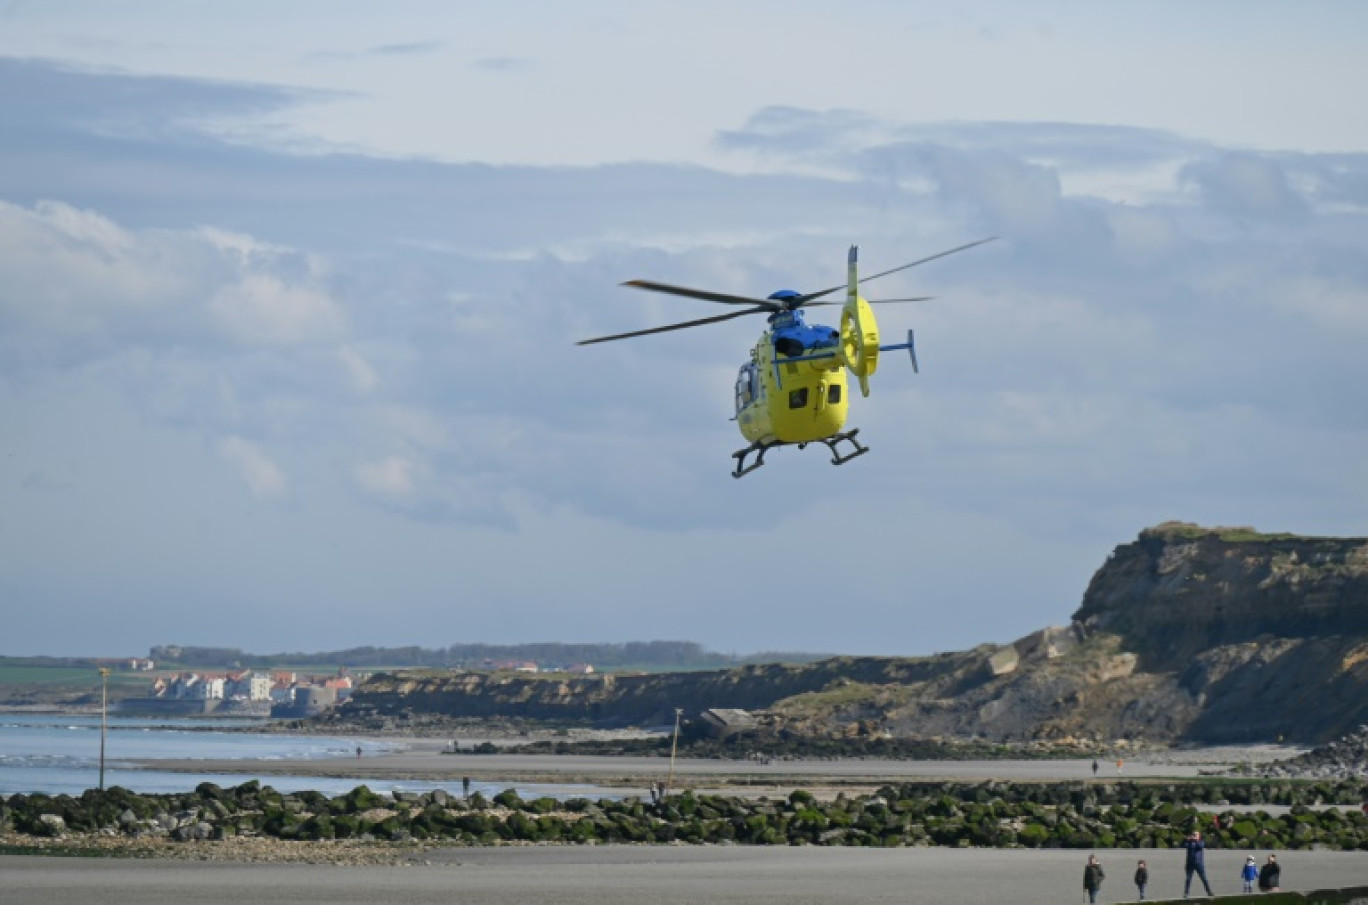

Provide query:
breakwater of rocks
left=4, top=779, right=1368, bottom=853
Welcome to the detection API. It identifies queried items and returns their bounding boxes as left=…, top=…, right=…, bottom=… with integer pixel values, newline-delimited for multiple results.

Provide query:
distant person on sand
left=1258, top=854, right=1281, bottom=892
left=1084, top=854, right=1105, bottom=904
left=1116, top=758, right=1123, bottom=774
left=1182, top=830, right=1214, bottom=897
left=355, top=745, right=362, bottom=758
left=1092, top=759, right=1099, bottom=776
left=1241, top=856, right=1259, bottom=894
left=1134, top=859, right=1149, bottom=900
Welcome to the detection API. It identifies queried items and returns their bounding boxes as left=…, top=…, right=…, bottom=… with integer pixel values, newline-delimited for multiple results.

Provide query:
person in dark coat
left=1182, top=830, right=1214, bottom=897
left=1134, top=859, right=1149, bottom=900
left=1258, top=854, right=1281, bottom=892
left=1084, top=854, right=1106, bottom=904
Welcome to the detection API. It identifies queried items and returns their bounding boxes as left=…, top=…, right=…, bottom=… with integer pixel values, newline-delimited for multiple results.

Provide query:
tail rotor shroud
left=840, top=245, right=881, bottom=397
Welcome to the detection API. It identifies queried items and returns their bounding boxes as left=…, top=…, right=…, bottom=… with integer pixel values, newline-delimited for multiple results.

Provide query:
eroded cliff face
left=342, top=654, right=981, bottom=728
left=1061, top=523, right=1368, bottom=742
left=338, top=524, right=1368, bottom=745
left=1073, top=522, right=1368, bottom=672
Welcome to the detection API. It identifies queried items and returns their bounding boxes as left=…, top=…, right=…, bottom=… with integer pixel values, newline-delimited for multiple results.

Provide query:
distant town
left=117, top=658, right=357, bottom=717
left=117, top=655, right=598, bottom=718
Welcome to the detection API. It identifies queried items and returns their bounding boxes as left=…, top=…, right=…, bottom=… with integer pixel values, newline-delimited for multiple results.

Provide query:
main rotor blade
left=803, top=296, right=935, bottom=307
left=577, top=306, right=770, bottom=346
left=793, top=236, right=998, bottom=306
left=622, top=279, right=782, bottom=310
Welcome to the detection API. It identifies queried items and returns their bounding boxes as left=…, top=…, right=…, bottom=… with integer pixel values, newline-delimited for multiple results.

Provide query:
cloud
left=355, top=454, right=418, bottom=498
left=218, top=435, right=286, bottom=497
left=208, top=273, right=344, bottom=344
left=1180, top=152, right=1309, bottom=220
left=0, top=199, right=347, bottom=366
left=336, top=344, right=379, bottom=392
left=0, top=56, right=325, bottom=146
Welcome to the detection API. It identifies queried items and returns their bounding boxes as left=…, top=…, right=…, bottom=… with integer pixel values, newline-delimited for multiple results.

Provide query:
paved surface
left=3, top=847, right=1365, bottom=905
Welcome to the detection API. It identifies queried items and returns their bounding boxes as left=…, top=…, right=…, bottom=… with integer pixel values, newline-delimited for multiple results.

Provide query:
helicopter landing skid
left=816, top=428, right=869, bottom=467
left=731, top=429, right=869, bottom=478
left=731, top=440, right=782, bottom=479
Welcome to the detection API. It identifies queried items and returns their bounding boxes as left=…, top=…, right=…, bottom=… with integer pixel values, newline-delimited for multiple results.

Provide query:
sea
left=0, top=713, right=608, bottom=800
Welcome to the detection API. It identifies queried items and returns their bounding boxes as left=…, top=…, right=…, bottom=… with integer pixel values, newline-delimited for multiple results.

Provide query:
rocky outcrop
left=1070, top=523, right=1368, bottom=744
left=1238, top=725, right=1368, bottom=779
left=1073, top=522, right=1368, bottom=671
left=330, top=524, right=1368, bottom=746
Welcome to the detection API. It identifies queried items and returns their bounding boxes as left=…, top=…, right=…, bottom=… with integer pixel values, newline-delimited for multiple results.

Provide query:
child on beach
left=1241, top=856, right=1258, bottom=894
left=1134, top=859, right=1148, bottom=900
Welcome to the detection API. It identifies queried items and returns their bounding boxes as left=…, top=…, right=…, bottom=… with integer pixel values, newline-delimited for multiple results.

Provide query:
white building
left=248, top=671, right=272, bottom=701
left=185, top=676, right=225, bottom=700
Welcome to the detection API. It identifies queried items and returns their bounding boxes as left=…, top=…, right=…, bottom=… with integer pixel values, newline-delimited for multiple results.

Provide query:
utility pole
left=98, top=667, right=110, bottom=791
left=666, top=708, right=683, bottom=796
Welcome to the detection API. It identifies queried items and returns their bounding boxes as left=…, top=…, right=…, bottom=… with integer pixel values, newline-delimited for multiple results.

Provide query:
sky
left=2, top=1, right=1366, bottom=659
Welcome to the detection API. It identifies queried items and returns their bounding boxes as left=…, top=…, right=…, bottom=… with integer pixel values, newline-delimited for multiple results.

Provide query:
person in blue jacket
left=1241, top=856, right=1259, bottom=893
left=1182, top=829, right=1215, bottom=897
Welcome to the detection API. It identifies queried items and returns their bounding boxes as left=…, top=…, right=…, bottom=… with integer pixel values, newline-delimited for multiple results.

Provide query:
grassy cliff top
left=1144, top=521, right=1312, bottom=543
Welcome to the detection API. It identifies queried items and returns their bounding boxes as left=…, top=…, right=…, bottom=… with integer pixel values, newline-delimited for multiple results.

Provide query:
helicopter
left=578, top=237, right=996, bottom=478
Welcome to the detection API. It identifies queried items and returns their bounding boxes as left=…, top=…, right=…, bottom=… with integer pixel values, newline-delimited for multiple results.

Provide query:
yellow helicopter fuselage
left=734, top=329, right=849, bottom=445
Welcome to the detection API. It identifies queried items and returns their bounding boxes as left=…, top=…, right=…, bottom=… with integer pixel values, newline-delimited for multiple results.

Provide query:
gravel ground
left=4, top=846, right=1366, bottom=905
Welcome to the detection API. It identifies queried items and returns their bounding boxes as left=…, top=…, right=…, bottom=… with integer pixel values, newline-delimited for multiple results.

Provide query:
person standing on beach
left=1092, top=759, right=1099, bottom=776
left=1258, top=854, right=1281, bottom=892
left=1241, top=856, right=1258, bottom=893
left=1084, top=854, right=1106, bottom=904
left=1134, top=859, right=1149, bottom=900
left=1182, top=830, right=1214, bottom=897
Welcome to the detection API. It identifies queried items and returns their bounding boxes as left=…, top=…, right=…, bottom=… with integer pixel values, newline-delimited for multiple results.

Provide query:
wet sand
left=4, top=846, right=1365, bottom=905
left=133, top=743, right=1282, bottom=794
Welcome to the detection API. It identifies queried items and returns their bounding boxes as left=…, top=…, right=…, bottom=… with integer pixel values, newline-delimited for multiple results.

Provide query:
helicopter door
left=734, top=363, right=758, bottom=415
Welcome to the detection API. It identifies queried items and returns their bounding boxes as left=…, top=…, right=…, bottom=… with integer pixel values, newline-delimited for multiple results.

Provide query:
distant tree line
left=146, top=642, right=830, bottom=671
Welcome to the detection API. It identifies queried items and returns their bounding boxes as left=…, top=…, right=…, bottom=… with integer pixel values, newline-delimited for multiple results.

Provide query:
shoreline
left=128, top=743, right=1308, bottom=794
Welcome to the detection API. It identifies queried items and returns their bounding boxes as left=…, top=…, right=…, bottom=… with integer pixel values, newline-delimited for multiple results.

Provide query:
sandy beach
left=11, top=743, right=1361, bottom=902
left=131, top=741, right=1305, bottom=796
left=5, top=846, right=1366, bottom=905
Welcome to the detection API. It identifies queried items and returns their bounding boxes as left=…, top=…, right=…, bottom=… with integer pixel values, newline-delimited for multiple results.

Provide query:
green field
left=0, top=662, right=152, bottom=702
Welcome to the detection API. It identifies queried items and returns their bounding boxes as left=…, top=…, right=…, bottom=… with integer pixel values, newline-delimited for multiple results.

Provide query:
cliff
left=1073, top=522, right=1368, bottom=670
left=326, top=652, right=982, bottom=728
left=333, top=523, right=1368, bottom=745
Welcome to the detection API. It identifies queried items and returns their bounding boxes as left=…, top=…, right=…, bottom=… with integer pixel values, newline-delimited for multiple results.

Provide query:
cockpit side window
left=735, top=364, right=758, bottom=412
